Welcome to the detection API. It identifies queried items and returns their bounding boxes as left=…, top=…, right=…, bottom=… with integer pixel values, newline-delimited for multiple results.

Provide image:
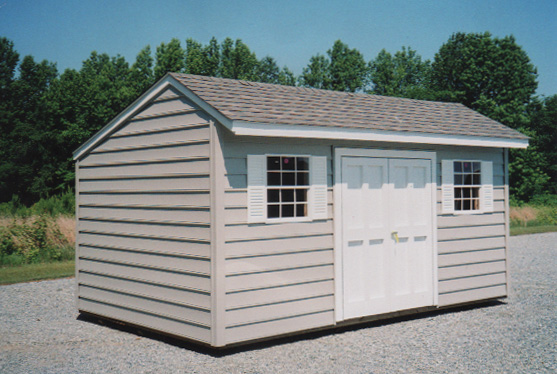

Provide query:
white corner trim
left=72, top=75, right=233, bottom=160
left=231, top=121, right=529, bottom=149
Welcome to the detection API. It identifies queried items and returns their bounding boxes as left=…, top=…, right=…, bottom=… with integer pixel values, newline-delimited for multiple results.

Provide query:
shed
left=73, top=73, right=528, bottom=347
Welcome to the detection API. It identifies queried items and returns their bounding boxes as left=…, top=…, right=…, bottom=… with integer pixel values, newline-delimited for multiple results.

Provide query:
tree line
left=0, top=33, right=555, bottom=205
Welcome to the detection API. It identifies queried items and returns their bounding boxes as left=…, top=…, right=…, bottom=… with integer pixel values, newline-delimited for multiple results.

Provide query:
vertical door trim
left=333, top=148, right=438, bottom=322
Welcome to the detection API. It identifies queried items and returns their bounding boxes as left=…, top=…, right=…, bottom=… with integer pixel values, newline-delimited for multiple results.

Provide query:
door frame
left=333, top=147, right=439, bottom=322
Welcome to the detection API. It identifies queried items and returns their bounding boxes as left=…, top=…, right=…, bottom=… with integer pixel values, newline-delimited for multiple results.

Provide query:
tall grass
left=510, top=194, right=557, bottom=228
left=0, top=216, right=75, bottom=266
left=0, top=192, right=76, bottom=267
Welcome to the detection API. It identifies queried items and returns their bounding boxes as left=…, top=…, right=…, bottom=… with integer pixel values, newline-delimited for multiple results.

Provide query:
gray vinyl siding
left=76, top=87, right=212, bottom=343
left=436, top=148, right=508, bottom=306
left=222, top=138, right=335, bottom=345
left=220, top=137, right=509, bottom=343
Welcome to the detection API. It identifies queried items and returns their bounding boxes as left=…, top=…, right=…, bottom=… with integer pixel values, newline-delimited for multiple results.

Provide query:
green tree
left=130, top=45, right=154, bottom=95
left=278, top=66, right=296, bottom=86
left=300, top=40, right=368, bottom=92
left=528, top=95, right=557, bottom=193
left=202, top=37, right=220, bottom=77
left=0, top=55, right=58, bottom=203
left=431, top=32, right=538, bottom=128
left=154, top=38, right=185, bottom=80
left=256, top=56, right=280, bottom=83
left=185, top=38, right=204, bottom=75
left=299, top=54, right=330, bottom=89
left=0, top=38, right=20, bottom=200
left=220, top=38, right=258, bottom=80
left=327, top=40, right=368, bottom=92
left=509, top=136, right=551, bottom=201
left=369, top=47, right=433, bottom=99
left=0, top=37, right=19, bottom=100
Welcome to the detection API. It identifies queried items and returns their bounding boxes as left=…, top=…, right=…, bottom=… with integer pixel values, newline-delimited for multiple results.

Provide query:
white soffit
left=231, top=121, right=529, bottom=149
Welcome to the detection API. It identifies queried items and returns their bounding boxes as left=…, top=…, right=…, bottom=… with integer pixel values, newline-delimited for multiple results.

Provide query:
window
left=441, top=159, right=493, bottom=214
left=247, top=154, right=328, bottom=223
left=453, top=161, right=481, bottom=211
left=266, top=156, right=309, bottom=218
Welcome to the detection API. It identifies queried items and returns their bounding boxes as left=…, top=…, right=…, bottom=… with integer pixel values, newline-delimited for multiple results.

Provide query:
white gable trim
left=231, top=121, right=529, bottom=149
left=72, top=74, right=233, bottom=160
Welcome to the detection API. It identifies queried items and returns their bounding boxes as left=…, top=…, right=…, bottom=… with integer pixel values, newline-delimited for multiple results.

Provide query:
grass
left=0, top=260, right=75, bottom=285
left=510, top=225, right=557, bottom=236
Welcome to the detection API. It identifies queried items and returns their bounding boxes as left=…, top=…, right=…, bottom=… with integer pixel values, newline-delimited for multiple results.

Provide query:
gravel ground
left=1, top=233, right=555, bottom=373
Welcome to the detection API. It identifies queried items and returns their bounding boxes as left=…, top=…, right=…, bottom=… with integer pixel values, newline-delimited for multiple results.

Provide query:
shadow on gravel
left=77, top=300, right=505, bottom=357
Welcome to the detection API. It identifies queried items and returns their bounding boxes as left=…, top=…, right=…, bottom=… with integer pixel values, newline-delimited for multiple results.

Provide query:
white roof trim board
left=231, top=120, right=528, bottom=149
left=73, top=74, right=528, bottom=160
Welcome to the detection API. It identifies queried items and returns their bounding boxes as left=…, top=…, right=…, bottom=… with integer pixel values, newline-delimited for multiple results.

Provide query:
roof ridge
left=170, top=73, right=463, bottom=107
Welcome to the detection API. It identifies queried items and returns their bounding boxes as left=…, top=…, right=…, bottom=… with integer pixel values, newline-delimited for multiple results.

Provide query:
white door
left=341, top=156, right=434, bottom=319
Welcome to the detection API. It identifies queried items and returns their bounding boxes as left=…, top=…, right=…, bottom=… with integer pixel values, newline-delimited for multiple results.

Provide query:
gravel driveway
left=1, top=233, right=555, bottom=373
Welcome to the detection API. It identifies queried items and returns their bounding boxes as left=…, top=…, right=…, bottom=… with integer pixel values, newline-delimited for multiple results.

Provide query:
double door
left=341, top=156, right=434, bottom=319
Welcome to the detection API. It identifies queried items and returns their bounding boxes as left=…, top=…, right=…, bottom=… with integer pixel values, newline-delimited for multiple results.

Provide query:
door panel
left=341, top=156, right=434, bottom=319
left=342, top=157, right=390, bottom=318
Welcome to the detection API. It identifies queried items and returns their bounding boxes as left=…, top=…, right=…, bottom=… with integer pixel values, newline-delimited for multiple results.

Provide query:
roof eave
left=230, top=120, right=529, bottom=149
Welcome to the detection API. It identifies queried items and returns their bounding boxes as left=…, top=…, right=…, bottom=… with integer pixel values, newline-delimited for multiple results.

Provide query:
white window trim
left=442, top=159, right=493, bottom=215
left=247, top=154, right=328, bottom=224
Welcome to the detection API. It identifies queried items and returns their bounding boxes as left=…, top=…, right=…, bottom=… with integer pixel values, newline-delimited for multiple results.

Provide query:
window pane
left=296, top=189, right=308, bottom=202
left=473, top=174, right=481, bottom=185
left=473, top=162, right=481, bottom=173
left=455, top=200, right=462, bottom=211
left=454, top=174, right=463, bottom=185
left=282, top=204, right=294, bottom=217
left=463, top=188, right=471, bottom=198
left=267, top=189, right=280, bottom=203
left=297, top=172, right=309, bottom=186
left=455, top=187, right=462, bottom=198
left=297, top=157, right=309, bottom=171
left=282, top=157, right=295, bottom=170
left=267, top=157, right=280, bottom=171
left=268, top=205, right=280, bottom=218
left=454, top=161, right=462, bottom=173
left=463, top=162, right=472, bottom=172
left=268, top=172, right=281, bottom=186
left=296, top=204, right=307, bottom=217
left=463, top=199, right=471, bottom=210
left=472, top=187, right=480, bottom=198
left=464, top=174, right=473, bottom=185
left=281, top=189, right=294, bottom=202
left=283, top=172, right=295, bottom=186
left=473, top=199, right=480, bottom=210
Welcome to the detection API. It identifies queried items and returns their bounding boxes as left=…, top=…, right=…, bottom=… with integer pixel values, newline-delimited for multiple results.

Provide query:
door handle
left=392, top=231, right=399, bottom=243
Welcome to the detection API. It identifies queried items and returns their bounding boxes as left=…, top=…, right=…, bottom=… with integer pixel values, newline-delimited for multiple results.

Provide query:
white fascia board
left=231, top=121, right=529, bottom=149
left=73, top=75, right=233, bottom=160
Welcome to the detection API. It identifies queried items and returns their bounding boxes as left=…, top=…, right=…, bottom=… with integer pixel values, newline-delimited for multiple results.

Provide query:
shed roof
left=171, top=73, right=527, bottom=141
left=73, top=74, right=529, bottom=160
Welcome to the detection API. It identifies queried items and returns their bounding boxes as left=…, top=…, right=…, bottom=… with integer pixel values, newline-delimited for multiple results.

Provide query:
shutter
left=247, top=155, right=266, bottom=223
left=310, top=156, right=328, bottom=220
left=481, top=161, right=494, bottom=213
left=441, top=160, right=455, bottom=214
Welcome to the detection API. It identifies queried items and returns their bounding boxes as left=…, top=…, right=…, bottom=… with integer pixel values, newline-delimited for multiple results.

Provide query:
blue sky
left=1, top=0, right=555, bottom=96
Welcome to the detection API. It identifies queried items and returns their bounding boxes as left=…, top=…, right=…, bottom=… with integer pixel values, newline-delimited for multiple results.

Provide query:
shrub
left=0, top=216, right=75, bottom=266
left=529, top=194, right=557, bottom=207
left=0, top=190, right=75, bottom=218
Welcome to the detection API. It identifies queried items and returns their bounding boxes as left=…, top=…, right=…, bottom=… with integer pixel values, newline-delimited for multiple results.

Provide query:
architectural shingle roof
left=171, top=73, right=527, bottom=140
